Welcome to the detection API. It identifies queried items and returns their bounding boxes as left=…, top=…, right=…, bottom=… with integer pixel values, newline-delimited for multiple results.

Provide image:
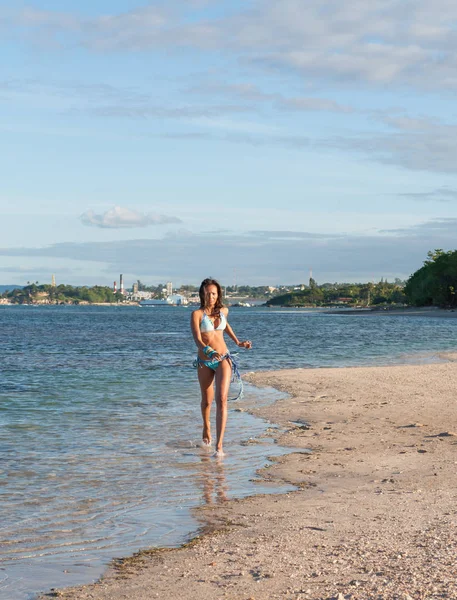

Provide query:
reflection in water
left=197, top=455, right=228, bottom=505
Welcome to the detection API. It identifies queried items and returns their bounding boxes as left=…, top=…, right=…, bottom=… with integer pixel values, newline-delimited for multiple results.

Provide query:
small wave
left=145, top=332, right=185, bottom=336
left=164, top=440, right=200, bottom=449
left=0, top=383, right=37, bottom=393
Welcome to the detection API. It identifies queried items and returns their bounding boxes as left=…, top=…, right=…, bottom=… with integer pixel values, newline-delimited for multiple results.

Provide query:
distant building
left=132, top=282, right=139, bottom=294
left=139, top=294, right=188, bottom=306
left=188, top=293, right=200, bottom=304
left=137, top=291, right=154, bottom=299
left=167, top=294, right=187, bottom=305
left=166, top=282, right=173, bottom=296
left=51, top=274, right=56, bottom=288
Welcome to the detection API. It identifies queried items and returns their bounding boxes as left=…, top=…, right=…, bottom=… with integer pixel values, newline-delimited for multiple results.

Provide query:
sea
left=2, top=305, right=457, bottom=600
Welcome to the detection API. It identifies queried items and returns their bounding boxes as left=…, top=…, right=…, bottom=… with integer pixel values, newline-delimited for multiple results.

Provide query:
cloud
left=1, top=219, right=456, bottom=284
left=3, top=74, right=452, bottom=175
left=16, top=6, right=80, bottom=31
left=189, top=80, right=354, bottom=114
left=80, top=206, right=182, bottom=229
left=156, top=129, right=310, bottom=148
left=156, top=109, right=457, bottom=176
left=6, top=3, right=457, bottom=177
left=322, top=114, right=457, bottom=173
left=188, top=81, right=277, bottom=102
left=0, top=78, right=257, bottom=131
left=236, top=0, right=457, bottom=91
left=277, top=97, right=353, bottom=113
left=90, top=103, right=253, bottom=119
left=150, top=107, right=457, bottom=174
left=3, top=78, right=152, bottom=105
left=249, top=230, right=345, bottom=240
left=398, top=188, right=457, bottom=202
left=379, top=115, right=440, bottom=132
left=381, top=218, right=457, bottom=236
left=8, top=1, right=457, bottom=91
left=0, top=265, right=74, bottom=276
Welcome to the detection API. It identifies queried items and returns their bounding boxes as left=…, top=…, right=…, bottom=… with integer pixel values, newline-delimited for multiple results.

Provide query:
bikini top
left=200, top=311, right=227, bottom=333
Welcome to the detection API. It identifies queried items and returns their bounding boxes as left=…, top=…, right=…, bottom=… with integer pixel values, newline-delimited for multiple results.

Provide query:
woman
left=191, top=278, right=252, bottom=457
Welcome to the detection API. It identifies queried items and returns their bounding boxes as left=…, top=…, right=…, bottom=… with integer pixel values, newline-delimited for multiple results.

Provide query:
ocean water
left=1, top=305, right=457, bottom=600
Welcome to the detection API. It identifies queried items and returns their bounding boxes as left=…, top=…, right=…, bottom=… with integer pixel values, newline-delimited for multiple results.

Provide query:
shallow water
left=1, top=305, right=457, bottom=599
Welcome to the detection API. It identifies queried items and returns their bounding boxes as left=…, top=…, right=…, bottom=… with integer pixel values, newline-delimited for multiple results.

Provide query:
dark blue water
left=1, top=305, right=457, bottom=600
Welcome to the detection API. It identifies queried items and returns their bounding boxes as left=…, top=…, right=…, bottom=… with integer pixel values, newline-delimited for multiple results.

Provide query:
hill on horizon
left=0, top=284, right=23, bottom=293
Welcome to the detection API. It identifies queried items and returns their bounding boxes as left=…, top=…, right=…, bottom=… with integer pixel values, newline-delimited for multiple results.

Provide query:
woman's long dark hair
left=199, top=278, right=224, bottom=311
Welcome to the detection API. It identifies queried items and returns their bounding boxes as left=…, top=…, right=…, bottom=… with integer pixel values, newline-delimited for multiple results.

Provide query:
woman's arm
left=224, top=309, right=252, bottom=349
left=190, top=310, right=207, bottom=352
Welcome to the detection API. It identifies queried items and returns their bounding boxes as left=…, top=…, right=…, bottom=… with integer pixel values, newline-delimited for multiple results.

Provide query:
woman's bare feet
left=202, top=425, right=212, bottom=447
left=213, top=448, right=225, bottom=458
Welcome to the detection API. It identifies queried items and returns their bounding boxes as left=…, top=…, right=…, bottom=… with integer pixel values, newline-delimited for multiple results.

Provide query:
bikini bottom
left=194, top=353, right=230, bottom=371
left=193, top=352, right=243, bottom=400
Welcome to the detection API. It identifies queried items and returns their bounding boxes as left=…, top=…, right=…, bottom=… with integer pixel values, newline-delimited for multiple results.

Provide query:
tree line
left=404, top=249, right=457, bottom=307
left=2, top=284, right=123, bottom=304
left=266, top=278, right=406, bottom=307
left=267, top=250, right=457, bottom=308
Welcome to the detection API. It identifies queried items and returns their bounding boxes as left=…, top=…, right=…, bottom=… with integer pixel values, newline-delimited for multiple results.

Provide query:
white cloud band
left=80, top=206, right=181, bottom=229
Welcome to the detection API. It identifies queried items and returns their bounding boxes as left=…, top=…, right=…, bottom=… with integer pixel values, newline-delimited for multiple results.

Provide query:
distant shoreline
left=323, top=306, right=457, bottom=317
left=0, top=301, right=140, bottom=307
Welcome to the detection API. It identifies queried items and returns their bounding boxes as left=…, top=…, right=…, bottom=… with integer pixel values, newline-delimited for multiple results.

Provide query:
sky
left=2, top=0, right=457, bottom=287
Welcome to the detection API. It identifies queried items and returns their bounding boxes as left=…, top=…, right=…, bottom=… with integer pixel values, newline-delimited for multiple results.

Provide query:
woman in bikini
left=191, top=278, right=252, bottom=457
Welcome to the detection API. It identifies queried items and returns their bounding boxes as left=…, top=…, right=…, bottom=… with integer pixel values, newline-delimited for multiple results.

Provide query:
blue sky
left=2, top=0, right=457, bottom=287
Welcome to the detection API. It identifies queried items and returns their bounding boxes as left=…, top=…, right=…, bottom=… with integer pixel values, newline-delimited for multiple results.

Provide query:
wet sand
left=40, top=356, right=457, bottom=600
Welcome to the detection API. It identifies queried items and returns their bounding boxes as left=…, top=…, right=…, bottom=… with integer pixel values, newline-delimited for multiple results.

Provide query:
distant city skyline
left=2, top=1, right=457, bottom=285
left=0, top=272, right=408, bottom=292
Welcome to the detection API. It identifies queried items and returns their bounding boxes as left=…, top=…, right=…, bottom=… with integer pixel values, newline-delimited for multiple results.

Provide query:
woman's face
left=204, top=284, right=218, bottom=308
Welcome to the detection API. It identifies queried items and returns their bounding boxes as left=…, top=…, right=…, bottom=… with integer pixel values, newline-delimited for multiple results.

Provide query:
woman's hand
left=237, top=340, right=252, bottom=349
left=206, top=348, right=222, bottom=361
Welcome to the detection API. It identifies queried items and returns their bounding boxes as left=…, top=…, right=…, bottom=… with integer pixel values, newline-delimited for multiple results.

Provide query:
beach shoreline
left=39, top=358, right=457, bottom=600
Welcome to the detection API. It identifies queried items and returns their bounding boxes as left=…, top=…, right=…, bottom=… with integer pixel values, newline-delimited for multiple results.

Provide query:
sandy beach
left=41, top=357, right=457, bottom=600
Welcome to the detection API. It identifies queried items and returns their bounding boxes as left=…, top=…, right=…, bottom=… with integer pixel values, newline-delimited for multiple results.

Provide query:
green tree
left=405, top=250, right=457, bottom=307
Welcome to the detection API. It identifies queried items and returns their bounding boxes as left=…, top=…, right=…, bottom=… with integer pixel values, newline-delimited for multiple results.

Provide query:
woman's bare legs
left=214, top=359, right=232, bottom=454
left=198, top=366, right=215, bottom=445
